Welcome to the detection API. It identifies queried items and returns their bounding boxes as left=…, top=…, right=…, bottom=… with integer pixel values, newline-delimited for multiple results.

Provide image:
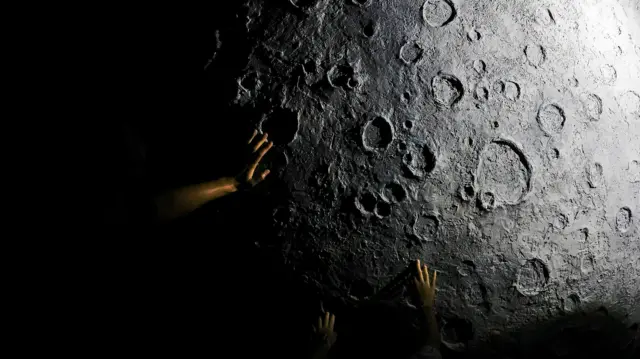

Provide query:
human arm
left=154, top=130, right=273, bottom=221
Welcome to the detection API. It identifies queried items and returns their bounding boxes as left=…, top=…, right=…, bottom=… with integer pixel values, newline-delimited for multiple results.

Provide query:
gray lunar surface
left=227, top=0, right=640, bottom=348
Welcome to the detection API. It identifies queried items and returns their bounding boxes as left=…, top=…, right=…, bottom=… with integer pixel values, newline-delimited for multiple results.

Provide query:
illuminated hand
left=414, top=259, right=437, bottom=308
left=314, top=312, right=337, bottom=349
left=235, top=130, right=274, bottom=189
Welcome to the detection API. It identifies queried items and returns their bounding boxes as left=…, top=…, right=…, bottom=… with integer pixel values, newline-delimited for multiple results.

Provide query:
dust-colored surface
left=219, top=0, right=640, bottom=349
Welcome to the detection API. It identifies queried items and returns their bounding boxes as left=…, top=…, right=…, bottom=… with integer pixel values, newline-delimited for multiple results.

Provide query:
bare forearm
left=154, top=177, right=238, bottom=221
left=422, top=305, right=440, bottom=348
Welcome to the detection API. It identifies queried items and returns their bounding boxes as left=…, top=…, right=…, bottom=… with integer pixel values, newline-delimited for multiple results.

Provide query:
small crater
left=397, top=141, right=407, bottom=152
left=414, top=214, right=439, bottom=241
left=260, top=108, right=300, bottom=145
left=422, top=0, right=456, bottom=27
left=363, top=117, right=394, bottom=150
left=548, top=148, right=560, bottom=160
left=303, top=60, right=317, bottom=75
left=600, top=64, right=617, bottom=84
left=352, top=0, right=372, bottom=6
left=458, top=260, right=476, bottom=276
left=619, top=91, right=640, bottom=119
left=363, top=20, right=376, bottom=37
left=580, top=253, right=595, bottom=274
left=493, top=121, right=499, bottom=128
left=347, top=77, right=360, bottom=89
left=504, top=81, right=521, bottom=101
left=441, top=318, right=473, bottom=352
left=586, top=162, right=604, bottom=188
left=477, top=139, right=533, bottom=205
left=478, top=191, right=496, bottom=210
left=475, top=86, right=489, bottom=102
left=375, top=201, right=392, bottom=217
left=563, top=294, right=581, bottom=312
left=467, top=29, right=481, bottom=42
left=473, top=60, right=486, bottom=75
left=460, top=184, right=476, bottom=202
left=357, top=191, right=377, bottom=213
left=551, top=212, right=568, bottom=231
left=404, top=120, right=413, bottom=129
left=583, top=93, right=603, bottom=121
left=382, top=182, right=407, bottom=203
left=492, top=80, right=505, bottom=94
left=616, top=207, right=632, bottom=233
left=241, top=72, right=259, bottom=91
left=467, top=137, right=474, bottom=147
left=400, top=41, right=424, bottom=65
left=432, top=74, right=464, bottom=107
left=629, top=160, right=640, bottom=182
left=524, top=44, right=546, bottom=67
left=569, top=228, right=589, bottom=243
left=327, top=64, right=355, bottom=89
left=537, top=104, right=566, bottom=135
left=402, top=91, right=411, bottom=103
left=566, top=76, right=579, bottom=87
left=403, top=143, right=437, bottom=178
left=290, top=0, right=319, bottom=10
left=535, top=8, right=555, bottom=26
left=515, top=258, right=550, bottom=296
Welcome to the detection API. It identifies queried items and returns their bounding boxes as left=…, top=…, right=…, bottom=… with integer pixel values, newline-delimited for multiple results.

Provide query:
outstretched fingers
left=247, top=130, right=258, bottom=145
left=417, top=260, right=424, bottom=283
left=424, top=264, right=431, bottom=288
left=329, top=313, right=335, bottom=331
left=247, top=141, right=273, bottom=180
left=253, top=133, right=269, bottom=152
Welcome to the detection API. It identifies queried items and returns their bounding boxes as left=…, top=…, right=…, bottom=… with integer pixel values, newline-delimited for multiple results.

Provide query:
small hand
left=314, top=312, right=337, bottom=349
left=235, top=130, right=274, bottom=189
left=414, top=259, right=437, bottom=308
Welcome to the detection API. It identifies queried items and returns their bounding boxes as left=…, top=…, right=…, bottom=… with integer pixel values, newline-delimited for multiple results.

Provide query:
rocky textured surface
left=209, top=0, right=640, bottom=351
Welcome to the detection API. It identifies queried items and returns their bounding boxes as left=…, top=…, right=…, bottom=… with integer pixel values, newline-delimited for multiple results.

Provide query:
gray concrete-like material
left=232, top=0, right=640, bottom=347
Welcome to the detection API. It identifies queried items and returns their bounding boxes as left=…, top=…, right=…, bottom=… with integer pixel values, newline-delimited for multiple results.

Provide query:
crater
left=441, top=317, right=473, bottom=352
left=548, top=147, right=560, bottom=160
left=473, top=60, right=486, bottom=75
left=289, top=0, right=319, bottom=10
left=327, top=64, right=355, bottom=89
left=504, top=81, right=520, bottom=101
left=382, top=182, right=407, bottom=203
left=580, top=253, right=595, bottom=275
left=629, top=160, right=640, bottom=182
left=563, top=294, right=581, bottom=312
left=600, top=64, right=617, bottom=84
left=616, top=207, right=632, bottom=233
left=432, top=74, right=464, bottom=107
left=356, top=191, right=377, bottom=213
left=352, top=0, right=372, bottom=6
left=460, top=183, right=475, bottom=202
left=400, top=41, right=424, bottom=65
left=478, top=191, right=496, bottom=211
left=515, top=258, right=550, bottom=296
left=535, top=8, right=555, bottom=26
left=566, top=76, right=579, bottom=87
left=402, top=92, right=411, bottom=103
left=537, top=104, right=566, bottom=135
left=467, top=29, right=481, bottom=42
left=583, top=94, right=603, bottom=120
left=414, top=214, right=439, bottom=242
left=586, top=162, right=604, bottom=188
left=404, top=120, right=413, bottom=129
left=375, top=201, right=392, bottom=218
left=619, top=91, right=640, bottom=119
left=241, top=72, right=259, bottom=91
left=363, top=117, right=394, bottom=150
left=363, top=20, right=376, bottom=37
left=475, top=86, right=489, bottom=102
left=422, top=0, right=456, bottom=27
left=476, top=139, right=533, bottom=205
left=402, top=143, right=437, bottom=178
left=397, top=141, right=407, bottom=152
left=524, top=44, right=546, bottom=67
left=260, top=108, right=300, bottom=145
left=303, top=60, right=317, bottom=75
left=492, top=80, right=505, bottom=94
